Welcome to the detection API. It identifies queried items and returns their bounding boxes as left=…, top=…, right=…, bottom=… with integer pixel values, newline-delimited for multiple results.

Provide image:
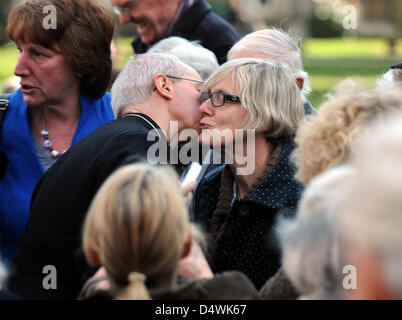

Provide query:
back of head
left=393, top=68, right=402, bottom=87
left=149, top=36, right=189, bottom=53
left=293, top=89, right=402, bottom=185
left=278, top=165, right=354, bottom=299
left=338, top=116, right=402, bottom=299
left=83, top=163, right=190, bottom=300
left=203, top=58, right=304, bottom=141
left=228, top=28, right=311, bottom=98
left=229, top=29, right=302, bottom=71
left=7, top=0, right=115, bottom=99
left=111, top=53, right=192, bottom=118
left=149, top=37, right=219, bottom=80
left=377, top=64, right=402, bottom=90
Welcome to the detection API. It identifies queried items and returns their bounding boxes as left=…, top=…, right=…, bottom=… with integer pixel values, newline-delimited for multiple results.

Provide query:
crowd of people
left=0, top=0, right=402, bottom=301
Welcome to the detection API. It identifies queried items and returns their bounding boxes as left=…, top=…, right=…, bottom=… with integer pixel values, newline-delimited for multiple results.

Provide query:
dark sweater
left=81, top=271, right=261, bottom=300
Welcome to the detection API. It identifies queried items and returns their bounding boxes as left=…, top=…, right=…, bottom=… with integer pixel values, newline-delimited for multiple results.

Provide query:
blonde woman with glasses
left=192, top=58, right=306, bottom=289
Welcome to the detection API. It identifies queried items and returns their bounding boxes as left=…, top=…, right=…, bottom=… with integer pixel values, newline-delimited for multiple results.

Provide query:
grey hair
left=149, top=36, right=219, bottom=80
left=278, top=165, right=355, bottom=299
left=203, top=58, right=304, bottom=141
left=376, top=70, right=394, bottom=90
left=338, top=114, right=402, bottom=299
left=111, top=53, right=193, bottom=118
left=377, top=69, right=402, bottom=90
left=228, top=28, right=312, bottom=99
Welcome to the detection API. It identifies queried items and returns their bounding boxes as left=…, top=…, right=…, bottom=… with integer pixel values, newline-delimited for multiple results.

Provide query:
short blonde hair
left=203, top=58, right=304, bottom=141
left=83, top=163, right=190, bottom=300
left=293, top=89, right=402, bottom=185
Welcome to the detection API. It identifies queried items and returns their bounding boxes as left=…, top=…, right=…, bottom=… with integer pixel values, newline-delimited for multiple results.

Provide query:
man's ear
left=296, top=77, right=304, bottom=91
left=181, top=232, right=193, bottom=259
left=154, top=73, right=174, bottom=100
left=83, top=240, right=101, bottom=266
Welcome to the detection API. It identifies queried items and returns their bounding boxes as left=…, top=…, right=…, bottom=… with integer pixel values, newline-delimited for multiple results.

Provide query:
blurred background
left=1, top=0, right=401, bottom=107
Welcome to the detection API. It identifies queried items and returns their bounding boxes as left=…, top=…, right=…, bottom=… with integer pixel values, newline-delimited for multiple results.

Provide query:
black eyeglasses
left=200, top=91, right=241, bottom=107
left=165, top=75, right=204, bottom=84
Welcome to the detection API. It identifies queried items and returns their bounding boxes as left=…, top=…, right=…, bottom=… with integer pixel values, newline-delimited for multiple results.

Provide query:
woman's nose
left=200, top=99, right=214, bottom=116
left=14, top=53, right=30, bottom=77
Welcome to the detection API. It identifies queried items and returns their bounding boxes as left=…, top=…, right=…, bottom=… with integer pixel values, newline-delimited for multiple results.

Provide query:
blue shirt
left=0, top=89, right=114, bottom=265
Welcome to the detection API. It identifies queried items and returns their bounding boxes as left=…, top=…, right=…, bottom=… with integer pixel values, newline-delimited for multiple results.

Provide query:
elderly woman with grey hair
left=192, top=58, right=305, bottom=289
left=274, top=165, right=354, bottom=300
left=337, top=115, right=402, bottom=300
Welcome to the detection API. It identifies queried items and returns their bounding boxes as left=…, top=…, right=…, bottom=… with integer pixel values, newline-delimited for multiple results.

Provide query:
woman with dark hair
left=0, top=0, right=115, bottom=265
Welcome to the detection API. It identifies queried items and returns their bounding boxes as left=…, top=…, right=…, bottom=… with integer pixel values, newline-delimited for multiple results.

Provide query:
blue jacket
left=192, top=141, right=304, bottom=289
left=0, top=89, right=114, bottom=265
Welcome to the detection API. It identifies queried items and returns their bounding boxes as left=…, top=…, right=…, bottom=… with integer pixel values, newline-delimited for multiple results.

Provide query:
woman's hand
left=177, top=240, right=213, bottom=281
left=180, top=181, right=196, bottom=205
left=78, top=266, right=111, bottom=299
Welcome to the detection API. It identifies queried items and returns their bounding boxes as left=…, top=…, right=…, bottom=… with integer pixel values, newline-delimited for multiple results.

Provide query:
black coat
left=7, top=114, right=170, bottom=300
left=132, top=0, right=240, bottom=64
left=192, top=141, right=304, bottom=289
left=81, top=271, right=261, bottom=300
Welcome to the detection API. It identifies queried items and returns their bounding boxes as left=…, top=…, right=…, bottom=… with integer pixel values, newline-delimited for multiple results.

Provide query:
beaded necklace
left=40, top=111, right=67, bottom=159
left=40, top=128, right=64, bottom=158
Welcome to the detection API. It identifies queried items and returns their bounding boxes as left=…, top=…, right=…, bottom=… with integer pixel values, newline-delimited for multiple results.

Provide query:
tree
left=0, top=0, right=15, bottom=45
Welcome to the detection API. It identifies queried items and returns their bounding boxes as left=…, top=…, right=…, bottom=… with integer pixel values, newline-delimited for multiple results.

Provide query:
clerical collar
left=123, top=113, right=163, bottom=139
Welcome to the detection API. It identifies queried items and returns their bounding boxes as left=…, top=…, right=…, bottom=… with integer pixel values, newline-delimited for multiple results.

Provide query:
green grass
left=1, top=37, right=401, bottom=108
left=115, top=37, right=135, bottom=69
left=301, top=37, right=402, bottom=107
left=303, top=56, right=401, bottom=107
left=0, top=42, right=18, bottom=86
left=303, top=37, right=402, bottom=58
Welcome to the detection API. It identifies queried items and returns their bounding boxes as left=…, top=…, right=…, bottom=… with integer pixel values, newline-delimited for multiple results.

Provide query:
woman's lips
left=200, top=123, right=211, bottom=129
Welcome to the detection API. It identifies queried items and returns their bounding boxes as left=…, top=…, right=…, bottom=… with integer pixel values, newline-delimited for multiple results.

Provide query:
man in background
left=228, top=28, right=316, bottom=115
left=111, top=0, right=240, bottom=64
